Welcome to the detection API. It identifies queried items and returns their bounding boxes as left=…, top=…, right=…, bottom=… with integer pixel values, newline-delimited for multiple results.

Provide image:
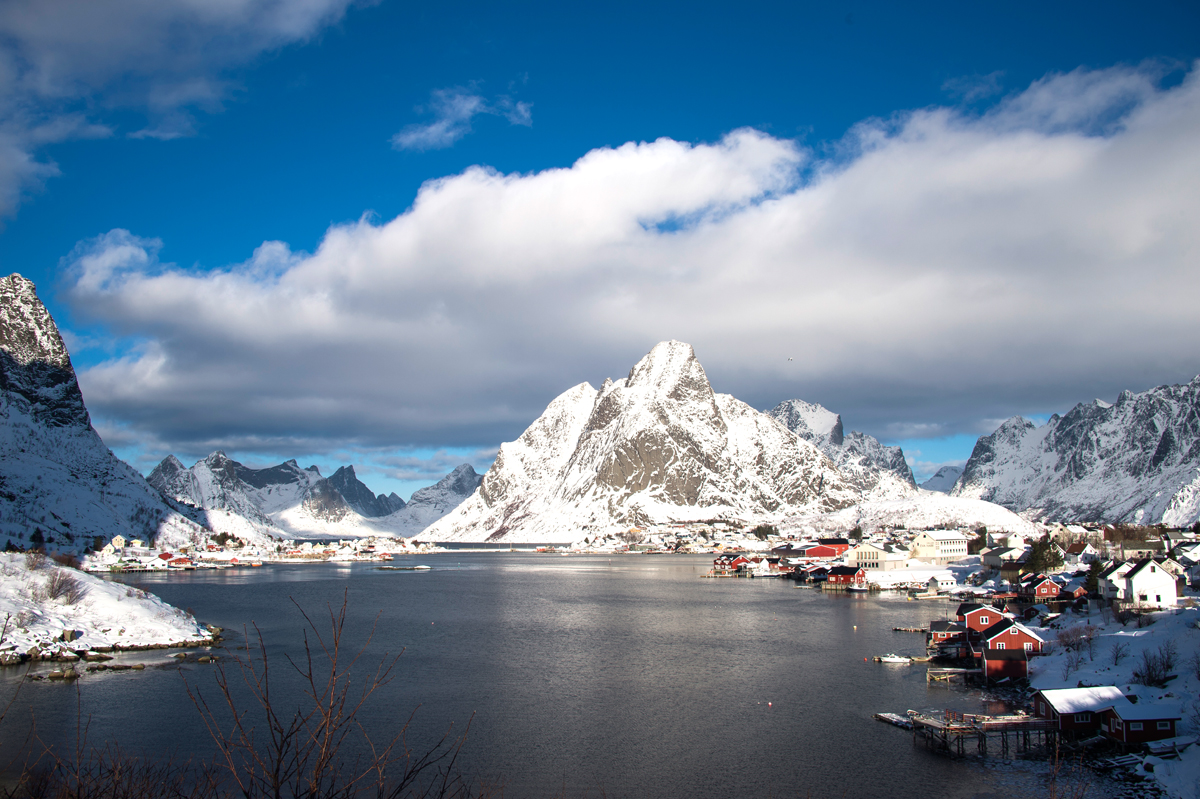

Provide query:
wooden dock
left=926, top=667, right=978, bottom=684
left=909, top=710, right=1057, bottom=757
left=892, top=627, right=926, bottom=633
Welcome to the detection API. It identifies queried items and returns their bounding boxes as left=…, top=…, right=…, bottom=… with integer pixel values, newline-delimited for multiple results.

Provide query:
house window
left=1010, top=628, right=1018, bottom=634
left=1157, top=721, right=1171, bottom=730
left=1113, top=718, right=1123, bottom=728
left=1024, top=643, right=1033, bottom=651
left=1156, top=595, right=1161, bottom=603
left=1075, top=713, right=1090, bottom=723
left=996, top=642, right=1006, bottom=650
left=1130, top=722, right=1143, bottom=731
left=980, top=616, right=989, bottom=624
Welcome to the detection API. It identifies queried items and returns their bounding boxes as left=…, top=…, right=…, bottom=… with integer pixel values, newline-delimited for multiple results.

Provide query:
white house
left=1064, top=542, right=1100, bottom=566
left=1123, top=559, right=1177, bottom=609
left=847, top=542, right=888, bottom=570
left=911, top=531, right=971, bottom=565
left=927, top=574, right=957, bottom=593
left=1099, top=561, right=1135, bottom=601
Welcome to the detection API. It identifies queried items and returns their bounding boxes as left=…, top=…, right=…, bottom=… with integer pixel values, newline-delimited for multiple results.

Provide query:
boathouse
left=976, top=618, right=1045, bottom=653
left=826, top=566, right=867, bottom=587
left=980, top=648, right=1028, bottom=681
left=955, top=604, right=1004, bottom=639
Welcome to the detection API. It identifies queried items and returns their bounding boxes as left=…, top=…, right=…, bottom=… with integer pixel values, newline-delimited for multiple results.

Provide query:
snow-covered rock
left=0, top=274, right=207, bottom=554
left=424, top=341, right=858, bottom=542
left=0, top=553, right=212, bottom=656
left=920, top=465, right=964, bottom=493
left=953, top=377, right=1200, bottom=524
left=767, top=399, right=916, bottom=499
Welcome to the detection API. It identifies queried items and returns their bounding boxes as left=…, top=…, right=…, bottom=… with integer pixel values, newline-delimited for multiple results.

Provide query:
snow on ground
left=780, top=492, right=1041, bottom=536
left=1024, top=604, right=1200, bottom=799
left=0, top=553, right=212, bottom=659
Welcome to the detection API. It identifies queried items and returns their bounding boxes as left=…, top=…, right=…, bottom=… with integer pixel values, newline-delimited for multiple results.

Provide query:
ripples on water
left=1, top=555, right=1084, bottom=798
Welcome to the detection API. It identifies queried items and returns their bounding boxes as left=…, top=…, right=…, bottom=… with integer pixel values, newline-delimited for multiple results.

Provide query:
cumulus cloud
left=0, top=0, right=359, bottom=215
left=64, top=63, right=1200, bottom=463
left=391, top=86, right=533, bottom=151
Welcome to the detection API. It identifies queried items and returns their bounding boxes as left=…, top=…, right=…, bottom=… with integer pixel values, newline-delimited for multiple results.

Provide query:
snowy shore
left=0, top=553, right=214, bottom=664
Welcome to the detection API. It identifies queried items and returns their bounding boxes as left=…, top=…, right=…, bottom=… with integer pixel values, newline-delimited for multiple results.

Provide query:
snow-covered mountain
left=377, top=464, right=483, bottom=537
left=921, top=465, right=964, bottom=493
left=952, top=376, right=1200, bottom=525
left=149, top=451, right=480, bottom=539
left=424, top=341, right=859, bottom=542
left=767, top=399, right=917, bottom=499
left=0, top=274, right=205, bottom=553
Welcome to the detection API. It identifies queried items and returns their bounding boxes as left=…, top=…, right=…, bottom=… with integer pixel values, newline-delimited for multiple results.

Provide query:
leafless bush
left=1114, top=607, right=1137, bottom=627
left=43, top=570, right=89, bottom=605
left=1109, top=641, right=1131, bottom=666
left=1136, top=613, right=1156, bottom=629
left=1157, top=639, right=1178, bottom=672
left=14, top=611, right=34, bottom=628
left=1060, top=650, right=1085, bottom=680
left=1190, top=650, right=1200, bottom=681
left=1133, top=648, right=1171, bottom=686
left=23, top=551, right=45, bottom=571
left=1056, top=627, right=1085, bottom=652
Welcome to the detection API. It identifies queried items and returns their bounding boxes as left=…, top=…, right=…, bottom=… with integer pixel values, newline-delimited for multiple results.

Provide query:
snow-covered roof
left=1038, top=686, right=1129, bottom=714
left=1111, top=702, right=1182, bottom=721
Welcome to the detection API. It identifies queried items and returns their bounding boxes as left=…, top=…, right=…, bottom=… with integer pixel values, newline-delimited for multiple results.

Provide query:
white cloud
left=391, top=86, right=533, bottom=151
left=64, top=63, right=1200, bottom=461
left=0, top=0, right=359, bottom=215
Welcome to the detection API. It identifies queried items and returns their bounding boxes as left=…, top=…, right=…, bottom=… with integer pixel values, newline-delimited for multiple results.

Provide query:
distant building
left=911, top=531, right=970, bottom=565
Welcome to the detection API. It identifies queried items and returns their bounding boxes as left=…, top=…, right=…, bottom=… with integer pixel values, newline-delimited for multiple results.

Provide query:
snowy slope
left=424, top=342, right=859, bottom=542
left=0, top=274, right=206, bottom=554
left=329, top=466, right=406, bottom=517
left=780, top=491, right=1039, bottom=536
left=767, top=399, right=917, bottom=499
left=920, top=465, right=964, bottom=493
left=0, top=553, right=212, bottom=657
left=371, top=464, right=483, bottom=538
left=952, top=377, right=1200, bottom=524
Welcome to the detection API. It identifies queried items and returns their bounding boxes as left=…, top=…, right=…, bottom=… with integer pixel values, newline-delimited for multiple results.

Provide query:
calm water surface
left=2, top=554, right=1058, bottom=798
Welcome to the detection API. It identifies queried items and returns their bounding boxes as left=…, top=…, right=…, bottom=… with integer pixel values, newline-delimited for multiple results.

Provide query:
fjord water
left=9, top=556, right=1020, bottom=797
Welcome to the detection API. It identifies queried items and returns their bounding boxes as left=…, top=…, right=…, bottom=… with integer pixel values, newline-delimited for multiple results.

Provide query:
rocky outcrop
left=329, top=465, right=406, bottom=517
left=953, top=377, right=1200, bottom=525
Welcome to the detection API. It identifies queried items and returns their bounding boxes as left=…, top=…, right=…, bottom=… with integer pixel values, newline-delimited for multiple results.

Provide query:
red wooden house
left=1033, top=687, right=1127, bottom=736
left=977, top=618, right=1045, bottom=653
left=826, top=566, right=867, bottom=586
left=1019, top=574, right=1060, bottom=601
left=955, top=603, right=1004, bottom=640
left=817, top=538, right=852, bottom=556
left=1100, top=703, right=1182, bottom=745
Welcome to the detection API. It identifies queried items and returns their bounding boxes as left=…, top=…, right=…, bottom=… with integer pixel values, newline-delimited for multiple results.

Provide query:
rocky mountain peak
left=0, top=273, right=90, bottom=428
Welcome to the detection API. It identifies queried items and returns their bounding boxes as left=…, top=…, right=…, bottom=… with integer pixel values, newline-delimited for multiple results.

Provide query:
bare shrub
left=14, top=610, right=34, bottom=628
left=1133, top=648, right=1170, bottom=686
left=49, top=553, right=81, bottom=569
left=1060, top=650, right=1085, bottom=680
left=1114, top=607, right=1137, bottom=627
left=44, top=570, right=89, bottom=605
left=1157, top=639, right=1178, bottom=672
left=23, top=551, right=45, bottom=571
left=1109, top=641, right=1131, bottom=666
left=1190, top=650, right=1200, bottom=681
left=1136, top=613, right=1156, bottom=629
left=1056, top=627, right=1085, bottom=652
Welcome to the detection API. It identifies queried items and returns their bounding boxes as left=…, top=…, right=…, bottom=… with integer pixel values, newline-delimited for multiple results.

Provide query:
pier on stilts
left=909, top=711, right=1057, bottom=758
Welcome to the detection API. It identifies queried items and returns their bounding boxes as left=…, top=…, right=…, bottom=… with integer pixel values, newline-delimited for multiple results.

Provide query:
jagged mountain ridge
left=329, top=466, right=406, bottom=517
left=767, top=399, right=917, bottom=499
left=424, top=341, right=860, bottom=542
left=0, top=274, right=205, bottom=553
left=150, top=451, right=480, bottom=539
left=952, top=376, right=1200, bottom=525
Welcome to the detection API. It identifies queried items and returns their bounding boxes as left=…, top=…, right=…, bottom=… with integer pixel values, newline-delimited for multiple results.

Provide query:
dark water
left=1, top=555, right=1055, bottom=798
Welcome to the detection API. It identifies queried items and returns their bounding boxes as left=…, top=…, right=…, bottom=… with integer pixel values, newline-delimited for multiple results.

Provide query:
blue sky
left=1, top=0, right=1198, bottom=499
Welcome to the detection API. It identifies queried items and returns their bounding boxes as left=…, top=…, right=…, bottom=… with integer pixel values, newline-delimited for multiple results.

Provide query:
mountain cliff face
left=952, top=377, right=1200, bottom=525
left=0, top=274, right=203, bottom=552
left=378, top=464, right=483, bottom=537
left=424, top=341, right=858, bottom=542
left=329, top=466, right=406, bottom=517
left=767, top=399, right=917, bottom=499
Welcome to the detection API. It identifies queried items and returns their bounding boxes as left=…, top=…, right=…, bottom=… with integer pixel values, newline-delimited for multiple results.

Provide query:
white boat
left=876, top=654, right=912, bottom=663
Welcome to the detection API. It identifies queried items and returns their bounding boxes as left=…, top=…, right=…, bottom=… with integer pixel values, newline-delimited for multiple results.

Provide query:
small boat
left=875, top=654, right=912, bottom=663
left=847, top=585, right=870, bottom=593
left=376, top=565, right=432, bottom=571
